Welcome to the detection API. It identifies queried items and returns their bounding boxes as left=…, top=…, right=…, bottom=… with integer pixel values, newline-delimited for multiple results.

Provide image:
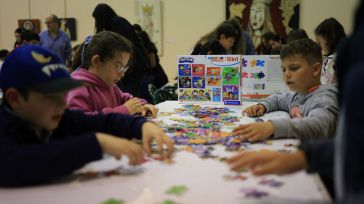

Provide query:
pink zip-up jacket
left=67, top=68, right=146, bottom=115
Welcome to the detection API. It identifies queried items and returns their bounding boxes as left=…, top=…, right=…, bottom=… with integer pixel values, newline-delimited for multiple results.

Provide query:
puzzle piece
left=259, top=178, right=284, bottom=188
left=284, top=143, right=296, bottom=147
left=159, top=200, right=180, bottom=204
left=101, top=198, right=124, bottom=204
left=225, top=143, right=241, bottom=151
left=166, top=185, right=188, bottom=196
left=258, top=140, right=273, bottom=145
left=223, top=173, right=247, bottom=181
left=255, top=118, right=264, bottom=122
left=240, top=188, right=269, bottom=198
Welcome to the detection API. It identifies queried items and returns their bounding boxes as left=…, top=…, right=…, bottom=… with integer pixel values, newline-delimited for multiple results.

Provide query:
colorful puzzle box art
left=177, top=55, right=242, bottom=105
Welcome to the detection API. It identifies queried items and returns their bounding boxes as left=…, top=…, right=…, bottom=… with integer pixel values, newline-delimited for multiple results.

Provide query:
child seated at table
left=0, top=45, right=174, bottom=186
left=67, top=31, right=158, bottom=117
left=233, top=39, right=338, bottom=142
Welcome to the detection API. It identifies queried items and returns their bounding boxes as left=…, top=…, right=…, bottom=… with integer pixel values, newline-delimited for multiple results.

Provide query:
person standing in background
left=39, top=14, right=72, bottom=65
left=92, top=4, right=153, bottom=103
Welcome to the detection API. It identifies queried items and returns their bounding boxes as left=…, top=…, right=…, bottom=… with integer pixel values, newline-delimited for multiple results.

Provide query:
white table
left=0, top=101, right=332, bottom=204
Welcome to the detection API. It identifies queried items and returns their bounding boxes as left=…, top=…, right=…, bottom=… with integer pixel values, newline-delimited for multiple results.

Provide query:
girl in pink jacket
left=67, top=31, right=158, bottom=117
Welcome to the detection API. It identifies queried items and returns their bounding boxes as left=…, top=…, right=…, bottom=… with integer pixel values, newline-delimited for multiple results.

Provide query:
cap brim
left=30, top=78, right=84, bottom=93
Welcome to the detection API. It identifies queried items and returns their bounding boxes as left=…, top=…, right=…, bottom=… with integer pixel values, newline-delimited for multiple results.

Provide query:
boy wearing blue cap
left=0, top=45, right=174, bottom=186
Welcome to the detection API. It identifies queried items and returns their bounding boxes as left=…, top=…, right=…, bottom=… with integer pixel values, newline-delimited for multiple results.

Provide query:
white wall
left=300, top=0, right=359, bottom=39
left=0, top=0, right=359, bottom=82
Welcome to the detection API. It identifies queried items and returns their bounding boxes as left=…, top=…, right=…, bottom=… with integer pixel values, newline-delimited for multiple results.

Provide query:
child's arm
left=141, top=104, right=159, bottom=118
left=0, top=111, right=172, bottom=186
left=243, top=104, right=266, bottom=117
left=270, top=94, right=338, bottom=139
left=227, top=139, right=334, bottom=177
left=59, top=109, right=147, bottom=140
left=227, top=150, right=308, bottom=176
left=96, top=132, right=144, bottom=165
left=0, top=133, right=104, bottom=186
left=141, top=122, right=174, bottom=159
left=62, top=110, right=174, bottom=157
left=232, top=121, right=274, bottom=142
left=259, top=92, right=292, bottom=113
left=118, top=89, right=158, bottom=117
left=299, top=139, right=334, bottom=178
left=0, top=132, right=146, bottom=186
left=123, top=98, right=143, bottom=115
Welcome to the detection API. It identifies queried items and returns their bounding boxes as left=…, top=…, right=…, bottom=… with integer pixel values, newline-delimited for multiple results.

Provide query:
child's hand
left=243, top=104, right=266, bottom=117
left=124, top=98, right=143, bottom=115
left=96, top=133, right=144, bottom=166
left=141, top=122, right=174, bottom=159
left=232, top=121, right=274, bottom=142
left=227, top=150, right=308, bottom=176
left=141, top=104, right=159, bottom=118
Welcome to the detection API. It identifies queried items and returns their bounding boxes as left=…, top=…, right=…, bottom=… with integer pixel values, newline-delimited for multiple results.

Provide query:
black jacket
left=0, top=105, right=146, bottom=186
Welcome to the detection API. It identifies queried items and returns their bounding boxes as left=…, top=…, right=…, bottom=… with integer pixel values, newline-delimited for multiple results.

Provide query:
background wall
left=0, top=0, right=359, bottom=82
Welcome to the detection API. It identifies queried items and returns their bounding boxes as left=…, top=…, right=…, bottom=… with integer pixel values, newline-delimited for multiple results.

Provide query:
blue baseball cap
left=0, top=45, right=83, bottom=93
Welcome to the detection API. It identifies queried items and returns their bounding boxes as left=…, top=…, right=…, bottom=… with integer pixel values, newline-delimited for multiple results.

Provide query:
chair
left=148, top=84, right=158, bottom=104
left=153, top=88, right=178, bottom=104
left=161, top=84, right=178, bottom=95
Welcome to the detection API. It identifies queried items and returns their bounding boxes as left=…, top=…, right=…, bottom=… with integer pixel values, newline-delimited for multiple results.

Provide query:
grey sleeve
left=259, top=92, right=292, bottom=113
left=270, top=94, right=338, bottom=139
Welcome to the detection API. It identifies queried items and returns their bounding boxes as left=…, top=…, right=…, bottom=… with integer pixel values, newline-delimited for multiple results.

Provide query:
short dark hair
left=200, top=40, right=227, bottom=55
left=315, top=18, right=346, bottom=55
left=14, top=27, right=25, bottom=34
left=81, top=31, right=133, bottom=69
left=216, top=22, right=237, bottom=40
left=262, top=32, right=275, bottom=41
left=280, top=38, right=322, bottom=65
left=2, top=87, right=29, bottom=106
left=20, top=30, right=40, bottom=43
left=286, top=29, right=309, bottom=43
left=0, top=49, right=9, bottom=60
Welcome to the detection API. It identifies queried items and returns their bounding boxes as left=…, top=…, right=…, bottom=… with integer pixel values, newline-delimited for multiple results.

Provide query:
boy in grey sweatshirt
left=233, top=39, right=338, bottom=142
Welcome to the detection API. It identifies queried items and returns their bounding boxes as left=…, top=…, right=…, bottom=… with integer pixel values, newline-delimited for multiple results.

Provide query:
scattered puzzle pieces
left=159, top=112, right=174, bottom=117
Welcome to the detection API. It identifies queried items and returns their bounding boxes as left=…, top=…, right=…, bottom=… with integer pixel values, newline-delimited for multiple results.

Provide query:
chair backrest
left=153, top=89, right=177, bottom=104
left=161, top=85, right=177, bottom=95
left=148, top=83, right=158, bottom=95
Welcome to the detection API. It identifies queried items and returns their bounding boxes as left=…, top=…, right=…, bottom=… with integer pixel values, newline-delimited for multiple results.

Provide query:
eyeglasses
left=114, top=65, right=129, bottom=73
